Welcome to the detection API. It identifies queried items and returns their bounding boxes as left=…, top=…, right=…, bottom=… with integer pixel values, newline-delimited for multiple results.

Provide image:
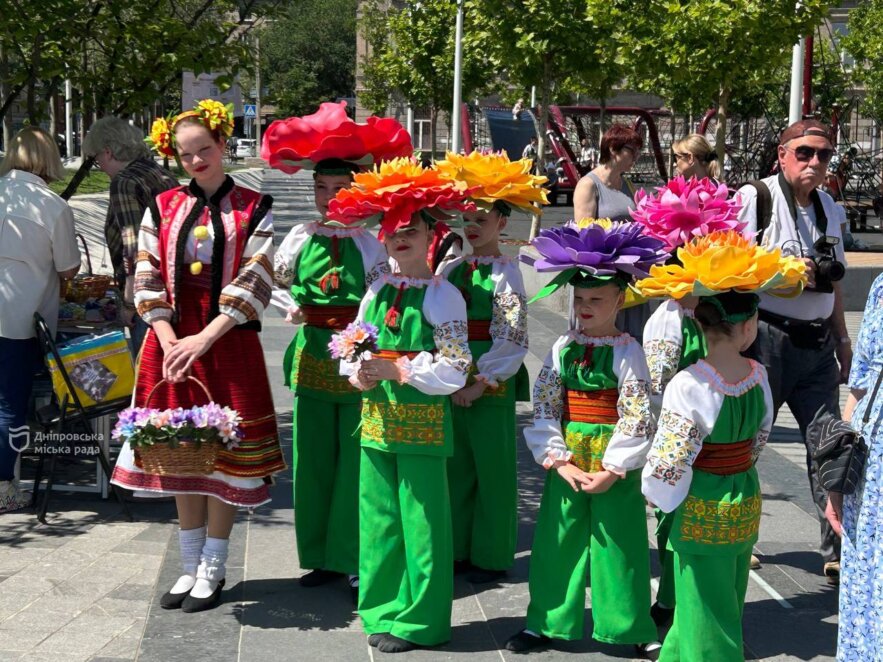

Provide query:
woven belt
left=468, top=320, right=491, bottom=341
left=373, top=349, right=422, bottom=361
left=301, top=304, right=358, bottom=329
left=694, top=439, right=754, bottom=475
left=563, top=388, right=619, bottom=424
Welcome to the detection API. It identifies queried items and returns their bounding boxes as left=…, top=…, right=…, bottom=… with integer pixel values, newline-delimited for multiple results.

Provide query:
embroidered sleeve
left=524, top=338, right=570, bottom=468
left=219, top=208, right=274, bottom=324
left=476, top=261, right=529, bottom=387
left=270, top=224, right=310, bottom=317
left=641, top=370, right=717, bottom=513
left=603, top=340, right=653, bottom=475
left=399, top=281, right=471, bottom=396
left=643, top=302, right=685, bottom=417
left=355, top=231, right=391, bottom=288
left=134, top=206, right=173, bottom=324
left=754, top=364, right=774, bottom=464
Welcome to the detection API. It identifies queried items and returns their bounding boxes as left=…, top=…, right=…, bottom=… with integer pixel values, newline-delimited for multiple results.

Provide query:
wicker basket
left=65, top=275, right=113, bottom=303
left=133, top=377, right=222, bottom=476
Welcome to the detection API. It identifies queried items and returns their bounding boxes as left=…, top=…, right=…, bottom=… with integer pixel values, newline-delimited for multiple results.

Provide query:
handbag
left=807, top=368, right=880, bottom=494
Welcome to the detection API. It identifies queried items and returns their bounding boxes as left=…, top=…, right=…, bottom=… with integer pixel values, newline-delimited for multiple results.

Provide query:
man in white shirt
left=737, top=119, right=850, bottom=585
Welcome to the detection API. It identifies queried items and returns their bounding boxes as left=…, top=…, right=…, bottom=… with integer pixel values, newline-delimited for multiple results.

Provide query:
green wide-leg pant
left=526, top=470, right=657, bottom=644
left=655, top=508, right=676, bottom=607
left=448, top=402, right=517, bottom=570
left=358, top=447, right=453, bottom=646
left=660, top=550, right=751, bottom=662
left=292, top=394, right=361, bottom=575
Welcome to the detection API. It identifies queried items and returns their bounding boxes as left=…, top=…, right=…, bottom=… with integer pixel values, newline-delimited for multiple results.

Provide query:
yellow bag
left=47, top=331, right=135, bottom=408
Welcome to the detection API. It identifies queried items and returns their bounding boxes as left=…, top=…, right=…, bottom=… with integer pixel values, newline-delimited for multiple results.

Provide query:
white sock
left=170, top=526, right=206, bottom=595
left=348, top=575, right=359, bottom=588
left=190, top=536, right=229, bottom=599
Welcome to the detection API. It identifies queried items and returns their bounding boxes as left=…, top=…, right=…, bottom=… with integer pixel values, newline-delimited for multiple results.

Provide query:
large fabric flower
left=435, top=150, right=549, bottom=214
left=261, top=101, right=413, bottom=174
left=147, top=117, right=175, bottom=157
left=326, top=157, right=475, bottom=234
left=636, top=230, right=807, bottom=299
left=196, top=99, right=234, bottom=137
left=631, top=176, right=745, bottom=252
left=531, top=219, right=668, bottom=278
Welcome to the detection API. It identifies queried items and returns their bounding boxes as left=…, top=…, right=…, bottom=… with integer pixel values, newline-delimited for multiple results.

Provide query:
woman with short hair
left=573, top=124, right=643, bottom=222
left=0, top=126, right=81, bottom=512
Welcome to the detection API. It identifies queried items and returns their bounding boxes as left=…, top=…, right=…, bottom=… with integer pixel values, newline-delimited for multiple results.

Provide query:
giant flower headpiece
left=145, top=99, right=234, bottom=158
left=325, top=157, right=475, bottom=235
left=261, top=101, right=413, bottom=175
left=630, top=176, right=746, bottom=253
left=636, top=230, right=807, bottom=301
left=524, top=218, right=668, bottom=304
left=435, top=150, right=549, bottom=216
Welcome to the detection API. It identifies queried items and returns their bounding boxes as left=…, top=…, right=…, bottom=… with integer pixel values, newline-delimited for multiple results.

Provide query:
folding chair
left=31, top=313, right=133, bottom=523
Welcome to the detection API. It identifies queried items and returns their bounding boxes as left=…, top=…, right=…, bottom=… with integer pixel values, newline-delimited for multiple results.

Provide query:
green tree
left=259, top=0, right=356, bottom=118
left=841, top=1, right=883, bottom=125
left=360, top=0, right=487, bottom=158
left=469, top=0, right=627, bottom=237
left=602, top=0, right=834, bottom=161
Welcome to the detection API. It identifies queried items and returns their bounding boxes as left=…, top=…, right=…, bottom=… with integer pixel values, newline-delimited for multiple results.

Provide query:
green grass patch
left=49, top=169, right=111, bottom=196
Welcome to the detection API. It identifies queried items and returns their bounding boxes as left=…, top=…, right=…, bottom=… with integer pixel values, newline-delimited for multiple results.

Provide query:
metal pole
left=450, top=0, right=464, bottom=154
left=64, top=78, right=73, bottom=159
left=788, top=37, right=805, bottom=124
left=255, top=31, right=262, bottom=154
left=530, top=86, right=536, bottom=108
left=406, top=105, right=415, bottom=140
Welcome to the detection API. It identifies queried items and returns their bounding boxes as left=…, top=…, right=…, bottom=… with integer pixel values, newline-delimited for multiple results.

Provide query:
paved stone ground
left=0, top=168, right=858, bottom=661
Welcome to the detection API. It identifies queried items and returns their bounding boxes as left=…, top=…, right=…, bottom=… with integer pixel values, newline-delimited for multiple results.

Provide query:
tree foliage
left=841, top=0, right=883, bottom=124
left=260, top=0, right=356, bottom=118
left=360, top=0, right=488, bottom=156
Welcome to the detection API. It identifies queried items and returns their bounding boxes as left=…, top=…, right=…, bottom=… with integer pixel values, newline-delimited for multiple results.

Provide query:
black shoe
left=299, top=569, right=343, bottom=588
left=161, top=578, right=225, bottom=610
left=368, top=633, right=387, bottom=647
left=376, top=633, right=421, bottom=653
left=636, top=642, right=662, bottom=660
left=181, top=580, right=225, bottom=613
left=467, top=567, right=507, bottom=584
left=454, top=559, right=473, bottom=575
left=505, top=630, right=550, bottom=653
left=350, top=585, right=359, bottom=607
left=650, top=601, right=674, bottom=629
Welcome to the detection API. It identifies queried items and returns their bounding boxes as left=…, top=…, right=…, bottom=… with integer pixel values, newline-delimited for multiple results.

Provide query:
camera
left=808, top=236, right=845, bottom=293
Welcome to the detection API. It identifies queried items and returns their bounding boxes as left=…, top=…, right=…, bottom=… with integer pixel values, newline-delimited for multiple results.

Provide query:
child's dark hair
left=694, top=291, right=758, bottom=336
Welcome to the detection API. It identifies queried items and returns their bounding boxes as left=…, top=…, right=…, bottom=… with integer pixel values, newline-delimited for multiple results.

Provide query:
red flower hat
left=261, top=101, right=413, bottom=174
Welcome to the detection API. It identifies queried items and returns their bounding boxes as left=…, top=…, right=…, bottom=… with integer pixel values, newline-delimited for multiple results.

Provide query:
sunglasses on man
left=783, top=145, right=835, bottom=163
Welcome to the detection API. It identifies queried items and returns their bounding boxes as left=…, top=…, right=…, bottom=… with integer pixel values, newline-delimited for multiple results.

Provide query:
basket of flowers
left=113, top=377, right=242, bottom=476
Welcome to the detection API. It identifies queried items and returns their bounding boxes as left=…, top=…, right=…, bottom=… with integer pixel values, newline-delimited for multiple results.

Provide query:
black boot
left=299, top=569, right=343, bottom=587
left=505, top=630, right=550, bottom=653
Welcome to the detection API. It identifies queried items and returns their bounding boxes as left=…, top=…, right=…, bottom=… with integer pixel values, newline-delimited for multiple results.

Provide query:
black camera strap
left=777, top=171, right=828, bottom=244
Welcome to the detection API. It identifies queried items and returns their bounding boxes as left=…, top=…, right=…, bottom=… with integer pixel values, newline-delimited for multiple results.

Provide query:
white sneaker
left=0, top=480, right=30, bottom=514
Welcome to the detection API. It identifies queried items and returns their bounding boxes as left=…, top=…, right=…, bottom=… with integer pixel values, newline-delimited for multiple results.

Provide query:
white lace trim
left=382, top=272, right=443, bottom=288
left=568, top=330, right=632, bottom=346
left=692, top=359, right=763, bottom=396
left=463, top=254, right=516, bottom=266
left=309, top=221, right=367, bottom=238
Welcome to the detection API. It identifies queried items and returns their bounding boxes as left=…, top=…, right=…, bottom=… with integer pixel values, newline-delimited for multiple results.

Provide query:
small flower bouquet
left=328, top=322, right=379, bottom=363
left=114, top=378, right=242, bottom=476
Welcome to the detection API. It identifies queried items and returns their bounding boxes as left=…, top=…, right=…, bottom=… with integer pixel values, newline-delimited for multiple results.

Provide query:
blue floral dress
left=839, top=273, right=883, bottom=661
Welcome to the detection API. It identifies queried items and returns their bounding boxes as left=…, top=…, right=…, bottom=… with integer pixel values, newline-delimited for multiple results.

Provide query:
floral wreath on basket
left=635, top=230, right=808, bottom=322
left=325, top=157, right=476, bottom=236
left=434, top=149, right=549, bottom=216
left=145, top=99, right=235, bottom=158
left=260, top=101, right=413, bottom=174
left=523, top=218, right=669, bottom=307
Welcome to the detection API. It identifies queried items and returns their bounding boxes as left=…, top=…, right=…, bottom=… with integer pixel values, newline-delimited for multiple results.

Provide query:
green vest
left=559, top=341, right=619, bottom=473
left=282, top=233, right=366, bottom=403
left=360, top=282, right=453, bottom=457
left=446, top=259, right=527, bottom=407
left=669, top=385, right=765, bottom=556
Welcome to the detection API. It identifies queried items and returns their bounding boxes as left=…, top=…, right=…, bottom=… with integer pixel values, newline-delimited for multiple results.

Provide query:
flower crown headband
left=146, top=99, right=235, bottom=159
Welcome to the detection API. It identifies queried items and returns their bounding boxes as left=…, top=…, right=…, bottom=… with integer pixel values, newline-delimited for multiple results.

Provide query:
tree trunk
left=599, top=97, right=606, bottom=141
left=0, top=45, right=14, bottom=149
left=715, top=86, right=730, bottom=168
left=529, top=55, right=553, bottom=240
left=429, top=106, right=438, bottom=162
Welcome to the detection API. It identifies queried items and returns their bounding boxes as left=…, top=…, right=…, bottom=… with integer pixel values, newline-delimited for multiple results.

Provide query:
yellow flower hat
left=636, top=230, right=807, bottom=299
left=435, top=150, right=549, bottom=215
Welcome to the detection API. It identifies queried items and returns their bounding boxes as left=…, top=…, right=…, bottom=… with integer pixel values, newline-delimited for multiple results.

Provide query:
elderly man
left=83, top=117, right=177, bottom=352
left=738, top=120, right=850, bottom=586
